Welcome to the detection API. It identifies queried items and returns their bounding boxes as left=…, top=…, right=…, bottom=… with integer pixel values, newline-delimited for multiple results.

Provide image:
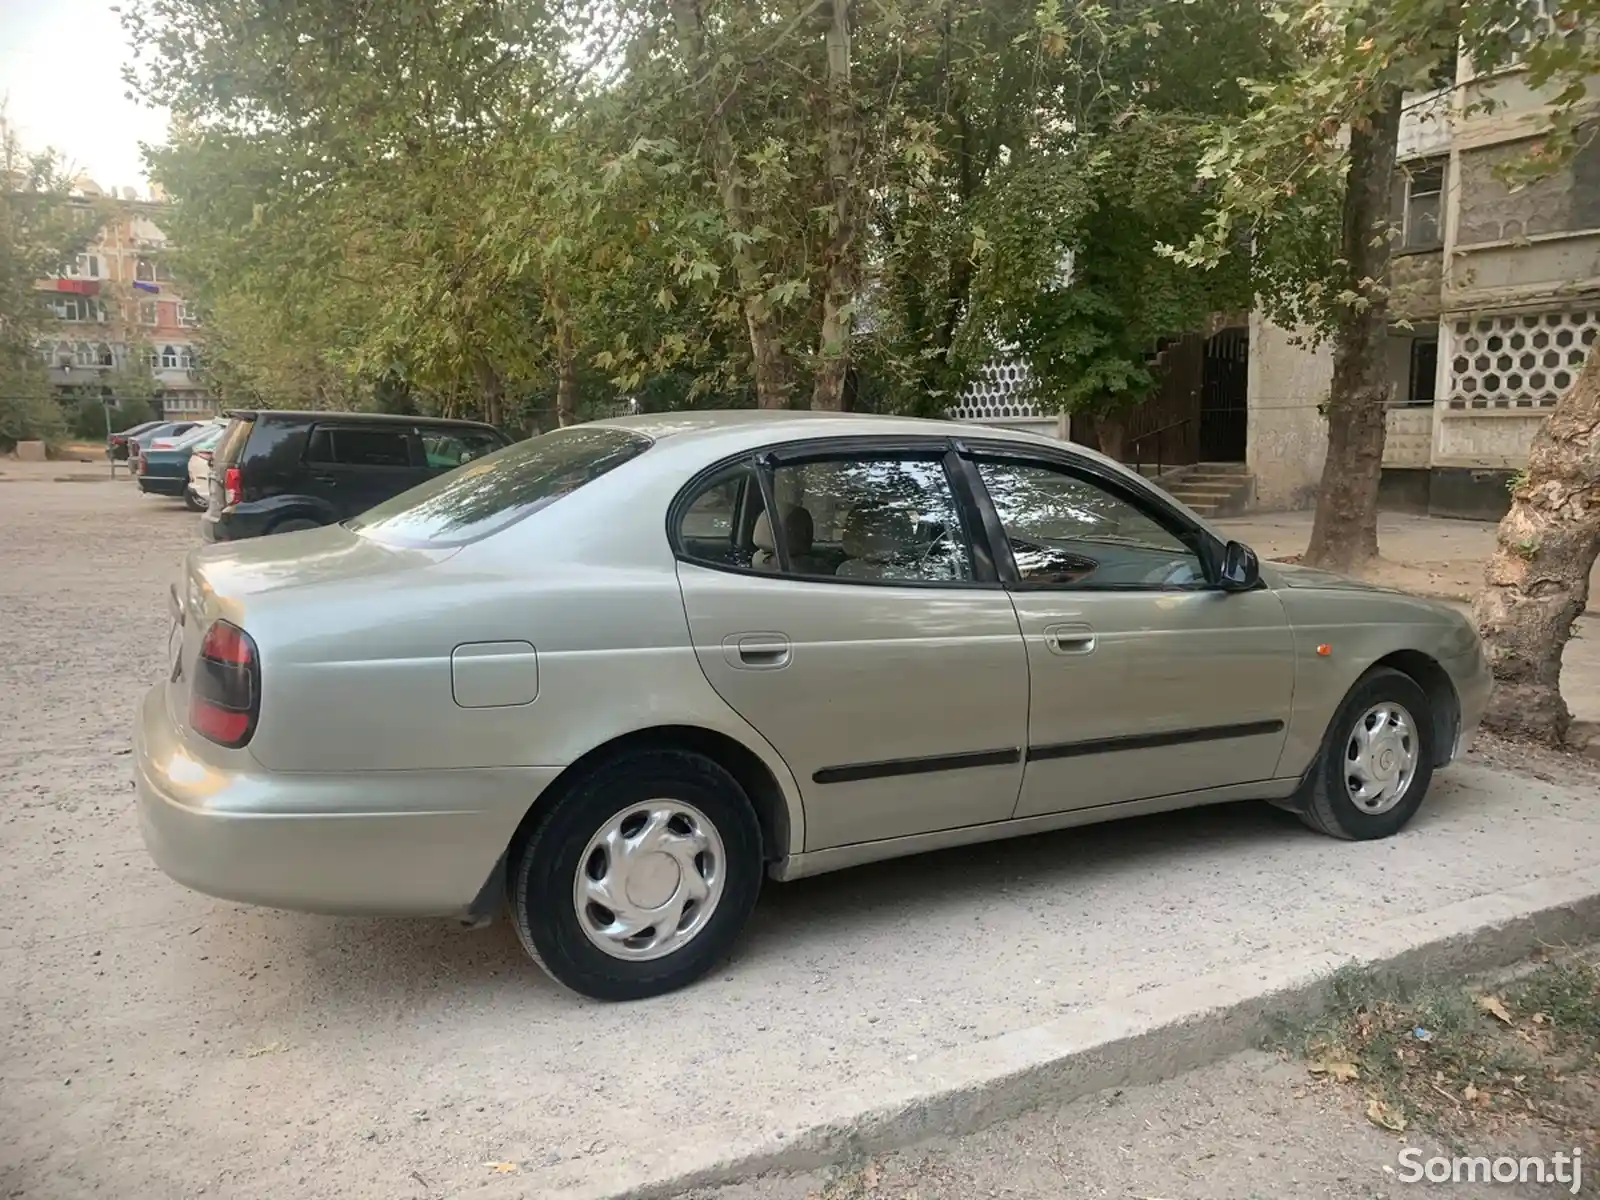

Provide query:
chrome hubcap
left=573, top=802, right=725, bottom=961
left=1344, top=702, right=1418, bottom=815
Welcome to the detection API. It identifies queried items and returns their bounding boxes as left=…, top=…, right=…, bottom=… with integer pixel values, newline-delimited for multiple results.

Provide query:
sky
left=0, top=0, right=169, bottom=194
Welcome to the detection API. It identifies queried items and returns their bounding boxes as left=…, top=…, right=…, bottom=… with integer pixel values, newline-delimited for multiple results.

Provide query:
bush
left=72, top=394, right=156, bottom=440
left=0, top=391, right=68, bottom=452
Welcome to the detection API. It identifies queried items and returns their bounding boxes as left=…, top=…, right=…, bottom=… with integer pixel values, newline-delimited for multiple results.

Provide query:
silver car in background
left=134, top=411, right=1490, bottom=1000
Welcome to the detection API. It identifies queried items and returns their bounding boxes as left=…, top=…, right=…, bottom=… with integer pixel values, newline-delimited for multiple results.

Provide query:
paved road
left=4, top=467, right=1600, bottom=1200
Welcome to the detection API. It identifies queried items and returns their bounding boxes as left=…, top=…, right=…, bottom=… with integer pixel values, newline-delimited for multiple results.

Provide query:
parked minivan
left=202, top=410, right=510, bottom=541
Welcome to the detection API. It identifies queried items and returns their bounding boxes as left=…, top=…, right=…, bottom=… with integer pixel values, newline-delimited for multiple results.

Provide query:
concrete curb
left=557, top=864, right=1600, bottom=1200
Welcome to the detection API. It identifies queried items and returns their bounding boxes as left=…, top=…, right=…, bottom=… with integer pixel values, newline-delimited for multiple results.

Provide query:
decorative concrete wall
left=1384, top=407, right=1434, bottom=467
left=1246, top=313, right=1332, bottom=510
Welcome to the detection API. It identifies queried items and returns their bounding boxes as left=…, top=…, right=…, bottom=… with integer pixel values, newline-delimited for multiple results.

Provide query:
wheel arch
left=505, top=724, right=796, bottom=875
left=1371, top=649, right=1460, bottom=766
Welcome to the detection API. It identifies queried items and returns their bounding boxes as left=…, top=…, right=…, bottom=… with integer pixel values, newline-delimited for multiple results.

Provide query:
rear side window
left=307, top=426, right=413, bottom=468
left=347, top=425, right=650, bottom=547
left=422, top=428, right=507, bottom=471
left=213, top=417, right=254, bottom=467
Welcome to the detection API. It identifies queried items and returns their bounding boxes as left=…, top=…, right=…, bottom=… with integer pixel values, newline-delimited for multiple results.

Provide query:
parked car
left=108, top=420, right=166, bottom=461
left=201, top=410, right=510, bottom=541
left=134, top=422, right=225, bottom=503
left=127, top=421, right=203, bottom=465
left=187, top=436, right=218, bottom=512
left=135, top=411, right=1491, bottom=1001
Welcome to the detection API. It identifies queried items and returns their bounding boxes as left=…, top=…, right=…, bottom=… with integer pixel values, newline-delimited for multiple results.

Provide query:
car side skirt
left=768, top=776, right=1302, bottom=882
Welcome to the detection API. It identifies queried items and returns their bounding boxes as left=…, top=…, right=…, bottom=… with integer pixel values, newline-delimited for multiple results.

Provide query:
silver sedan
left=134, top=411, right=1491, bottom=1000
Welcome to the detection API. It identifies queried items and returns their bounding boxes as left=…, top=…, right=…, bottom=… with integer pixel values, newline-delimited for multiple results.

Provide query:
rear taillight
left=189, top=620, right=259, bottom=747
left=137, top=453, right=148, bottom=474
left=223, top=466, right=243, bottom=506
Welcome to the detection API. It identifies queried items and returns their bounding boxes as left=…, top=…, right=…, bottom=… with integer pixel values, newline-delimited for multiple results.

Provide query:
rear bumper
left=200, top=508, right=274, bottom=542
left=133, top=685, right=560, bottom=916
left=136, top=475, right=187, bottom=496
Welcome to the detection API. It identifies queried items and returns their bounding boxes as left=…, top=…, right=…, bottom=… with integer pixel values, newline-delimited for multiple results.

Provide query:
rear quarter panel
left=233, top=449, right=809, bottom=848
left=1272, top=581, right=1480, bottom=777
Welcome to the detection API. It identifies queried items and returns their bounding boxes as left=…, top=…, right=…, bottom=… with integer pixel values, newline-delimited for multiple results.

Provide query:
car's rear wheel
left=1299, top=667, right=1434, bottom=840
left=183, top=489, right=205, bottom=512
left=269, top=517, right=321, bottom=534
left=509, top=749, right=762, bottom=1001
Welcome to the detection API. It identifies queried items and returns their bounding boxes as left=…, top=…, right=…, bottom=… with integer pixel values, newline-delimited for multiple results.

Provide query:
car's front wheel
left=1299, top=666, right=1435, bottom=840
left=509, top=749, right=763, bottom=1000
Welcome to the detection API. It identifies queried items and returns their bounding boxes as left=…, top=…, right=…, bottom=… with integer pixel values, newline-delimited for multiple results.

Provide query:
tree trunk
left=1303, top=85, right=1404, bottom=574
left=811, top=0, right=858, bottom=412
left=474, top=357, right=504, bottom=428
left=1094, top=413, right=1126, bottom=462
left=670, top=0, right=789, bottom=410
left=555, top=316, right=578, bottom=427
left=1473, top=350, right=1600, bottom=746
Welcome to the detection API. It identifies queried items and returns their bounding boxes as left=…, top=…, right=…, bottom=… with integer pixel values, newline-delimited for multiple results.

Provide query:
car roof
left=589, top=408, right=1085, bottom=458
left=227, top=409, right=501, bottom=432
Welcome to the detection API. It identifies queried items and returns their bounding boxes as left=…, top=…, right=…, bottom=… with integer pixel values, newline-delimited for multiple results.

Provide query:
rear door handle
left=1044, top=622, right=1096, bottom=656
left=722, top=633, right=792, bottom=670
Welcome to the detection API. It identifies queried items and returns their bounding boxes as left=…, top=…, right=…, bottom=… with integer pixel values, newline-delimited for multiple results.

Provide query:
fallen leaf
left=1533, top=1012, right=1549, bottom=1025
left=244, top=1041, right=289, bottom=1057
left=1309, top=1058, right=1360, bottom=1081
left=1366, top=1097, right=1407, bottom=1132
left=1478, top=994, right=1514, bottom=1024
left=861, top=1162, right=881, bottom=1188
left=484, top=1162, right=519, bottom=1174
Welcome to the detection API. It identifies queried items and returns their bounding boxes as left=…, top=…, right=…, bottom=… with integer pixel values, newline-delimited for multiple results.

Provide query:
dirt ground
left=6, top=461, right=1600, bottom=1200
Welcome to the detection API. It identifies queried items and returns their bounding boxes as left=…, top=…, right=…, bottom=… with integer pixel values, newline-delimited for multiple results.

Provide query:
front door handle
left=1044, top=622, right=1096, bottom=656
left=722, top=633, right=791, bottom=670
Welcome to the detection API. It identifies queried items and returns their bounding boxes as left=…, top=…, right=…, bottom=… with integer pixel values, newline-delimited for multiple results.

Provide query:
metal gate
left=1199, top=327, right=1249, bottom=462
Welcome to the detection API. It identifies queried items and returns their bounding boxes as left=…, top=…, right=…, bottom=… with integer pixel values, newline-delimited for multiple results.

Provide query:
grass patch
left=1275, top=953, right=1600, bottom=1151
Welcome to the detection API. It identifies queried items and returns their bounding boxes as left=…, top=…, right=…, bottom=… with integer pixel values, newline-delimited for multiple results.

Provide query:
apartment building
left=35, top=185, right=215, bottom=419
left=1250, top=53, right=1600, bottom=518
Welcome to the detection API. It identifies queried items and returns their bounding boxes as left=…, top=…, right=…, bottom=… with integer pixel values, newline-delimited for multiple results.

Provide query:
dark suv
left=202, top=410, right=510, bottom=541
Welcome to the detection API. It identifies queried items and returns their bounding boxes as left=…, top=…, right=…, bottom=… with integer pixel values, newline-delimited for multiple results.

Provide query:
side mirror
left=1218, top=540, right=1260, bottom=591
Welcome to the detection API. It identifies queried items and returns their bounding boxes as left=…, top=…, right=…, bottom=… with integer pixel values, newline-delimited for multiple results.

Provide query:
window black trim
left=813, top=746, right=1021, bottom=785
left=666, top=434, right=1004, bottom=590
left=956, top=440, right=1226, bottom=591
left=1027, top=720, right=1285, bottom=762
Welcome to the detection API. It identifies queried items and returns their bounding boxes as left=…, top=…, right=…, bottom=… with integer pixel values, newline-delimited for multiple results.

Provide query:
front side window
left=768, top=456, right=974, bottom=583
left=976, top=459, right=1205, bottom=588
left=348, top=425, right=650, bottom=547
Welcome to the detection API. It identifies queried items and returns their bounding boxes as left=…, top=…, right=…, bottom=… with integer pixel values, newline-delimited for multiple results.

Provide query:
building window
left=179, top=345, right=198, bottom=370
left=48, top=295, right=105, bottom=322
left=160, top=345, right=180, bottom=369
left=63, top=254, right=101, bottom=279
left=1408, top=339, right=1439, bottom=405
left=177, top=302, right=199, bottom=328
left=1403, top=160, right=1445, bottom=251
left=135, top=257, right=172, bottom=283
left=138, top=301, right=157, bottom=326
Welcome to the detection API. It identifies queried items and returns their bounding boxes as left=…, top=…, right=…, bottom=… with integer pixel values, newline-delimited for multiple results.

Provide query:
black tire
left=269, top=517, right=322, bottom=535
left=509, top=749, right=763, bottom=1001
left=183, top=489, right=205, bottom=512
left=1299, top=667, right=1435, bottom=840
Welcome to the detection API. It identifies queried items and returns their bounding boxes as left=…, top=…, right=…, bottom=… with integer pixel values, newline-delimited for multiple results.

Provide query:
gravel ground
left=5, top=463, right=1600, bottom=1200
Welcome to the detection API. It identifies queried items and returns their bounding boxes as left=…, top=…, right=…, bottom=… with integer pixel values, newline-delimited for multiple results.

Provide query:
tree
left=1174, top=0, right=1600, bottom=572
left=0, top=115, right=98, bottom=449
left=1473, top=351, right=1600, bottom=745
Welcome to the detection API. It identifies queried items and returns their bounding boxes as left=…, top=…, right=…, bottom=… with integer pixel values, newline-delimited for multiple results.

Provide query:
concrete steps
left=1156, top=462, right=1254, bottom=518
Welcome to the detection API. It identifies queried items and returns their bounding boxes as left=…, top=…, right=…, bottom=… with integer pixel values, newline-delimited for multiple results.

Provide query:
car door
left=673, top=439, right=1030, bottom=851
left=303, top=424, right=431, bottom=519
left=960, top=447, right=1295, bottom=819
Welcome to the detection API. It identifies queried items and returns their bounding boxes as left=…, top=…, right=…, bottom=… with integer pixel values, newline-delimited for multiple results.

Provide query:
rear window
left=306, top=426, right=413, bottom=468
left=213, top=417, right=254, bottom=467
left=346, top=425, right=651, bottom=546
